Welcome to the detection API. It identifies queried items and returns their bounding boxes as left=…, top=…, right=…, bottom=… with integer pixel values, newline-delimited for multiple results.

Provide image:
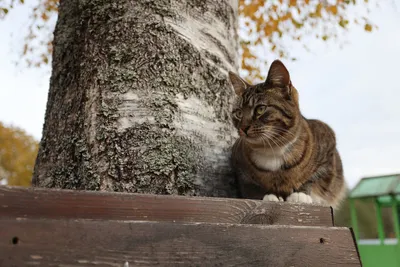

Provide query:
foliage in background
left=0, top=0, right=376, bottom=81
left=239, top=0, right=376, bottom=81
left=0, top=122, right=38, bottom=186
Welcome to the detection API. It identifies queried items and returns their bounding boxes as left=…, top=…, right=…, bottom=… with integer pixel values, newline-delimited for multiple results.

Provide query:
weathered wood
left=0, top=218, right=360, bottom=267
left=0, top=186, right=333, bottom=226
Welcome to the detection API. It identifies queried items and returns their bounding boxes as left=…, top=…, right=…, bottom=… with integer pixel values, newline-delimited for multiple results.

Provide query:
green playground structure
left=349, top=174, right=400, bottom=267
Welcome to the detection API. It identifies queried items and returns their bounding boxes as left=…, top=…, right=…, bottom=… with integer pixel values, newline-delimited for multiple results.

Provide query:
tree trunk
left=33, top=0, right=239, bottom=197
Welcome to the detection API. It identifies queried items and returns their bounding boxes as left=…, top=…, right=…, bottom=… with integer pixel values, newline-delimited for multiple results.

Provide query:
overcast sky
left=0, top=1, right=399, bottom=189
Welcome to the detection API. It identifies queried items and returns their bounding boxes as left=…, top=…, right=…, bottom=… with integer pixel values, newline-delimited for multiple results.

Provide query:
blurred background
left=0, top=0, right=399, bottom=243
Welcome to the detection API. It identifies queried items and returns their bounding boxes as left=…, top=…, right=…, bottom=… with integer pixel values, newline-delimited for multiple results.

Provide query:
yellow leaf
left=339, top=19, right=349, bottom=28
left=41, top=54, right=49, bottom=64
left=364, top=23, right=372, bottom=32
left=313, top=3, right=322, bottom=18
left=291, top=18, right=303, bottom=29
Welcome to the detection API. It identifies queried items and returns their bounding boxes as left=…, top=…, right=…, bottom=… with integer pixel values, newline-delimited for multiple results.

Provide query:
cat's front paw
left=286, top=192, right=313, bottom=204
left=263, top=194, right=284, bottom=202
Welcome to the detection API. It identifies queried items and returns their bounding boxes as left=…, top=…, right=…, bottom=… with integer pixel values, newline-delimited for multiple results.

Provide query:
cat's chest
left=249, top=148, right=285, bottom=172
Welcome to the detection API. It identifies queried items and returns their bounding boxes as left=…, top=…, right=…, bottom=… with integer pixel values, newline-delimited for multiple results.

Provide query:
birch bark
left=33, top=0, right=239, bottom=197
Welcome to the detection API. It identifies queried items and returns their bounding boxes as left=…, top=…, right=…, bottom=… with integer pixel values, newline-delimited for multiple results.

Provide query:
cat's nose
left=242, top=126, right=250, bottom=135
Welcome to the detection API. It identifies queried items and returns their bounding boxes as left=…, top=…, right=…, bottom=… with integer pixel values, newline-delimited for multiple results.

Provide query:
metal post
left=391, top=196, right=400, bottom=240
left=375, top=198, right=385, bottom=244
left=350, top=198, right=359, bottom=241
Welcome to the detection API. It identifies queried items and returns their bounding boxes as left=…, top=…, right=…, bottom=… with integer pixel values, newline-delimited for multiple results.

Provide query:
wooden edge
left=0, top=218, right=361, bottom=267
left=0, top=185, right=333, bottom=226
left=349, top=227, right=363, bottom=267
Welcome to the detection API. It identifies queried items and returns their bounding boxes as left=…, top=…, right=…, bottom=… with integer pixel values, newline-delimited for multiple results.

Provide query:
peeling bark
left=33, top=0, right=239, bottom=197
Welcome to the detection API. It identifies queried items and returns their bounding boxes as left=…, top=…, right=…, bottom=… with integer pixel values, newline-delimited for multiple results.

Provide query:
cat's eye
left=234, top=110, right=243, bottom=119
left=255, top=105, right=266, bottom=116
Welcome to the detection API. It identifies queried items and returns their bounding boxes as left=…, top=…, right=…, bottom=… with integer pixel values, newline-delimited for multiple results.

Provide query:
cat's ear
left=265, top=60, right=290, bottom=88
left=229, top=71, right=249, bottom=96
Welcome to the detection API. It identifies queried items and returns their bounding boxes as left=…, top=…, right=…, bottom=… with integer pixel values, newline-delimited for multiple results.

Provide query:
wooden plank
left=0, top=218, right=360, bottom=267
left=0, top=186, right=333, bottom=226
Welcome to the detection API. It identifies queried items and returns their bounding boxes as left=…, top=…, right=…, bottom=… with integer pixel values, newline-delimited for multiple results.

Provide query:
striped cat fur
left=229, top=60, right=346, bottom=209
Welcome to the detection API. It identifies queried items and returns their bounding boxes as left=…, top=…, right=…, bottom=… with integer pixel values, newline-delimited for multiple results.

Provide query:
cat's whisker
left=252, top=127, right=297, bottom=146
left=262, top=131, right=294, bottom=166
left=260, top=133, right=277, bottom=161
left=233, top=137, right=244, bottom=157
left=268, top=133, right=286, bottom=147
left=263, top=133, right=288, bottom=165
left=265, top=127, right=297, bottom=138
left=259, top=134, right=268, bottom=150
left=274, top=130, right=297, bottom=140
left=263, top=126, right=296, bottom=135
left=264, top=127, right=297, bottom=146
left=255, top=128, right=285, bottom=144
left=268, top=130, right=294, bottom=146
left=271, top=137, right=289, bottom=164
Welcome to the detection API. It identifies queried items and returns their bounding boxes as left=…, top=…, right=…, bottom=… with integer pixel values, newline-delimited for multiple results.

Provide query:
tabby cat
left=229, top=60, right=345, bottom=209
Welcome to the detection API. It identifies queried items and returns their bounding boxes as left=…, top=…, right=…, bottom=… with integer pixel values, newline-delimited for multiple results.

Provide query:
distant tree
left=1, top=0, right=376, bottom=82
left=0, top=122, right=39, bottom=186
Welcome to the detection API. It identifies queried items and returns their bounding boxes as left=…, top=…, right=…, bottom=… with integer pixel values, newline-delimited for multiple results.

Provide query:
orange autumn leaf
left=41, top=12, right=49, bottom=21
left=289, top=0, right=297, bottom=7
left=327, top=5, right=338, bottom=15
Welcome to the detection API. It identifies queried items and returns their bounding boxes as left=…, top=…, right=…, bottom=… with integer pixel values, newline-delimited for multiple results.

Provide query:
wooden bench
left=0, top=186, right=361, bottom=266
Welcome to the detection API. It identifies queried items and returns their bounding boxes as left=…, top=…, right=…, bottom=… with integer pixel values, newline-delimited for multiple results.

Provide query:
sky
left=1, top=1, right=400, bottom=189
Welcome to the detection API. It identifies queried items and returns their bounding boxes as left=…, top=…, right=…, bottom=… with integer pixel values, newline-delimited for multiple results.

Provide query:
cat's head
left=229, top=60, right=300, bottom=146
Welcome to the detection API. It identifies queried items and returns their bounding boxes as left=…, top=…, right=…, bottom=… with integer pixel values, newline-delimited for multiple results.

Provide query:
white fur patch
left=310, top=194, right=325, bottom=205
left=249, top=136, right=298, bottom=172
left=263, top=194, right=284, bottom=202
left=250, top=149, right=285, bottom=171
left=286, top=192, right=313, bottom=204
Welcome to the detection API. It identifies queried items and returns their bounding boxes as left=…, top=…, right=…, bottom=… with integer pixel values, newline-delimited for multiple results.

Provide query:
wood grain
left=0, top=218, right=360, bottom=267
left=0, top=186, right=333, bottom=226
